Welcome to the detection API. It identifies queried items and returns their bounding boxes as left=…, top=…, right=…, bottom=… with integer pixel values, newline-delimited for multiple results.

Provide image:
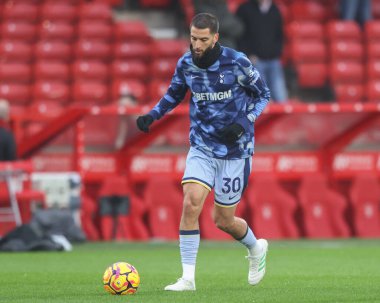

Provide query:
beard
left=190, top=42, right=221, bottom=69
left=190, top=44, right=213, bottom=59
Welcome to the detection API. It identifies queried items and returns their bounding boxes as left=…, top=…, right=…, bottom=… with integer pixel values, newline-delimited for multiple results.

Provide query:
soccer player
left=136, top=13, right=270, bottom=291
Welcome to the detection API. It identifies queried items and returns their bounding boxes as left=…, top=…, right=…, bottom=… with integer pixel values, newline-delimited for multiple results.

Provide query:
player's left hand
left=219, top=123, right=245, bottom=145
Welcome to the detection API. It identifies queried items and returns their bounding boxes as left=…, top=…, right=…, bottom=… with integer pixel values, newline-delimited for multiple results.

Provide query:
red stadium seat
left=111, top=60, right=148, bottom=81
left=165, top=117, right=190, bottom=146
left=180, top=0, right=195, bottom=24
left=39, top=21, right=75, bottom=42
left=74, top=40, right=111, bottom=61
left=72, top=81, right=109, bottom=105
left=1, top=22, right=37, bottom=43
left=151, top=39, right=189, bottom=59
left=78, top=2, right=112, bottom=22
left=289, top=1, right=327, bottom=22
left=33, top=81, right=70, bottom=103
left=364, top=21, right=380, bottom=42
left=34, top=61, right=70, bottom=82
left=144, top=177, right=182, bottom=240
left=72, top=60, right=109, bottom=82
left=296, top=63, right=328, bottom=87
left=246, top=176, right=300, bottom=239
left=290, top=41, right=327, bottom=63
left=372, top=0, right=380, bottom=19
left=326, top=21, right=361, bottom=42
left=0, top=63, right=32, bottom=83
left=367, top=80, right=380, bottom=102
left=148, top=80, right=170, bottom=104
left=113, top=21, right=151, bottom=43
left=286, top=21, right=324, bottom=41
left=98, top=176, right=149, bottom=241
left=334, top=84, right=364, bottom=103
left=330, top=61, right=364, bottom=84
left=150, top=58, right=177, bottom=80
left=0, top=83, right=31, bottom=105
left=113, top=42, right=151, bottom=61
left=366, top=42, right=380, bottom=60
left=2, top=3, right=39, bottom=23
left=139, top=0, right=172, bottom=8
left=77, top=21, right=113, bottom=42
left=34, top=41, right=72, bottom=62
left=349, top=174, right=380, bottom=237
left=367, top=59, right=380, bottom=80
left=112, top=79, right=145, bottom=103
left=28, top=100, right=64, bottom=115
left=298, top=174, right=350, bottom=238
left=40, top=3, right=77, bottom=23
left=330, top=41, right=363, bottom=62
left=0, top=41, right=32, bottom=62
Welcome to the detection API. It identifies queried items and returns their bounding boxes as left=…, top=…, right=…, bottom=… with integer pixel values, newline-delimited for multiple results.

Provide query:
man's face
left=190, top=26, right=218, bottom=59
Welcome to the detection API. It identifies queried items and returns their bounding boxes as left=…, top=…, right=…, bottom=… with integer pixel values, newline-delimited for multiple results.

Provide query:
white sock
left=250, top=240, right=262, bottom=254
left=182, top=263, right=196, bottom=281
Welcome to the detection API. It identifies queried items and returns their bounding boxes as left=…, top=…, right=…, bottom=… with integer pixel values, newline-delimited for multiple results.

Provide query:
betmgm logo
left=193, top=90, right=232, bottom=101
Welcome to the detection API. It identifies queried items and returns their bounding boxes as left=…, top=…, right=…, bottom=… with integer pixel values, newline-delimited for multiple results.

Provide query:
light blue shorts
left=181, top=147, right=252, bottom=207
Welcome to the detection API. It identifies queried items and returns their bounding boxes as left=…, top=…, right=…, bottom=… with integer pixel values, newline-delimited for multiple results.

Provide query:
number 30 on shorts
left=222, top=177, right=241, bottom=194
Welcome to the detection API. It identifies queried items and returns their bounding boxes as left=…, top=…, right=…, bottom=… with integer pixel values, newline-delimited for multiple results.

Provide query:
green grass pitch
left=1, top=240, right=380, bottom=303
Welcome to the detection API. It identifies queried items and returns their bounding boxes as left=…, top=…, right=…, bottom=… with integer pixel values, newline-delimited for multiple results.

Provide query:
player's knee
left=182, top=194, right=202, bottom=216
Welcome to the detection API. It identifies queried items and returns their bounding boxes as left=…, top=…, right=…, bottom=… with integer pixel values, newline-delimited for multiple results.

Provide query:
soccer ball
left=102, top=262, right=140, bottom=295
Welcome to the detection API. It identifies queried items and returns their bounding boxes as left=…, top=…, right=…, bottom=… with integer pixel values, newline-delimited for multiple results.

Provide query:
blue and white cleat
left=246, top=239, right=268, bottom=285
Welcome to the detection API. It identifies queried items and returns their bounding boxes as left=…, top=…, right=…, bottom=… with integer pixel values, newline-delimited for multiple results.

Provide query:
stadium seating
left=298, top=174, right=350, bottom=238
left=72, top=81, right=109, bottom=105
left=144, top=177, right=182, bottom=240
left=38, top=21, right=76, bottom=42
left=349, top=174, right=380, bottom=237
left=296, top=63, right=328, bottom=88
left=2, top=2, right=39, bottom=23
left=72, top=60, right=109, bottom=82
left=111, top=60, right=148, bottom=82
left=98, top=175, right=149, bottom=241
left=114, top=21, right=152, bottom=43
left=33, top=81, right=70, bottom=104
left=34, top=41, right=72, bottom=62
left=326, top=21, right=361, bottom=42
left=112, top=79, right=146, bottom=103
left=77, top=21, right=113, bottom=42
left=0, top=63, right=32, bottom=83
left=0, top=41, right=33, bottom=62
left=78, top=2, right=113, bottom=22
left=34, top=61, right=71, bottom=82
left=246, top=176, right=300, bottom=239
left=334, top=84, right=364, bottom=103
left=74, top=40, right=111, bottom=61
left=1, top=22, right=37, bottom=43
left=0, top=83, right=31, bottom=105
left=40, top=3, right=78, bottom=23
left=150, top=58, right=177, bottom=80
left=289, top=1, right=327, bottom=22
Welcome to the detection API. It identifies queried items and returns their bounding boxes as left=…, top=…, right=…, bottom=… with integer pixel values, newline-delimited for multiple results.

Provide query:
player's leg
left=165, top=147, right=214, bottom=291
left=213, top=157, right=268, bottom=286
left=213, top=204, right=268, bottom=285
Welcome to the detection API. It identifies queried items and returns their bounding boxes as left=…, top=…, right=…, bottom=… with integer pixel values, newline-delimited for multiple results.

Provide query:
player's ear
left=213, top=33, right=219, bottom=44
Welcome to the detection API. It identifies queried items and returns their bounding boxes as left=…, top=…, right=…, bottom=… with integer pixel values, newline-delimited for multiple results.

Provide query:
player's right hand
left=136, top=114, right=154, bottom=133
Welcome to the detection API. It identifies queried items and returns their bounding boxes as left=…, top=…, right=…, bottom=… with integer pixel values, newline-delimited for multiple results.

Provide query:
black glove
left=136, top=114, right=154, bottom=133
left=219, top=123, right=245, bottom=145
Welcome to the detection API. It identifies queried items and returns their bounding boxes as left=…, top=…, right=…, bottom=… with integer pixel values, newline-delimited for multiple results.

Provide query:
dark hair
left=190, top=13, right=219, bottom=34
